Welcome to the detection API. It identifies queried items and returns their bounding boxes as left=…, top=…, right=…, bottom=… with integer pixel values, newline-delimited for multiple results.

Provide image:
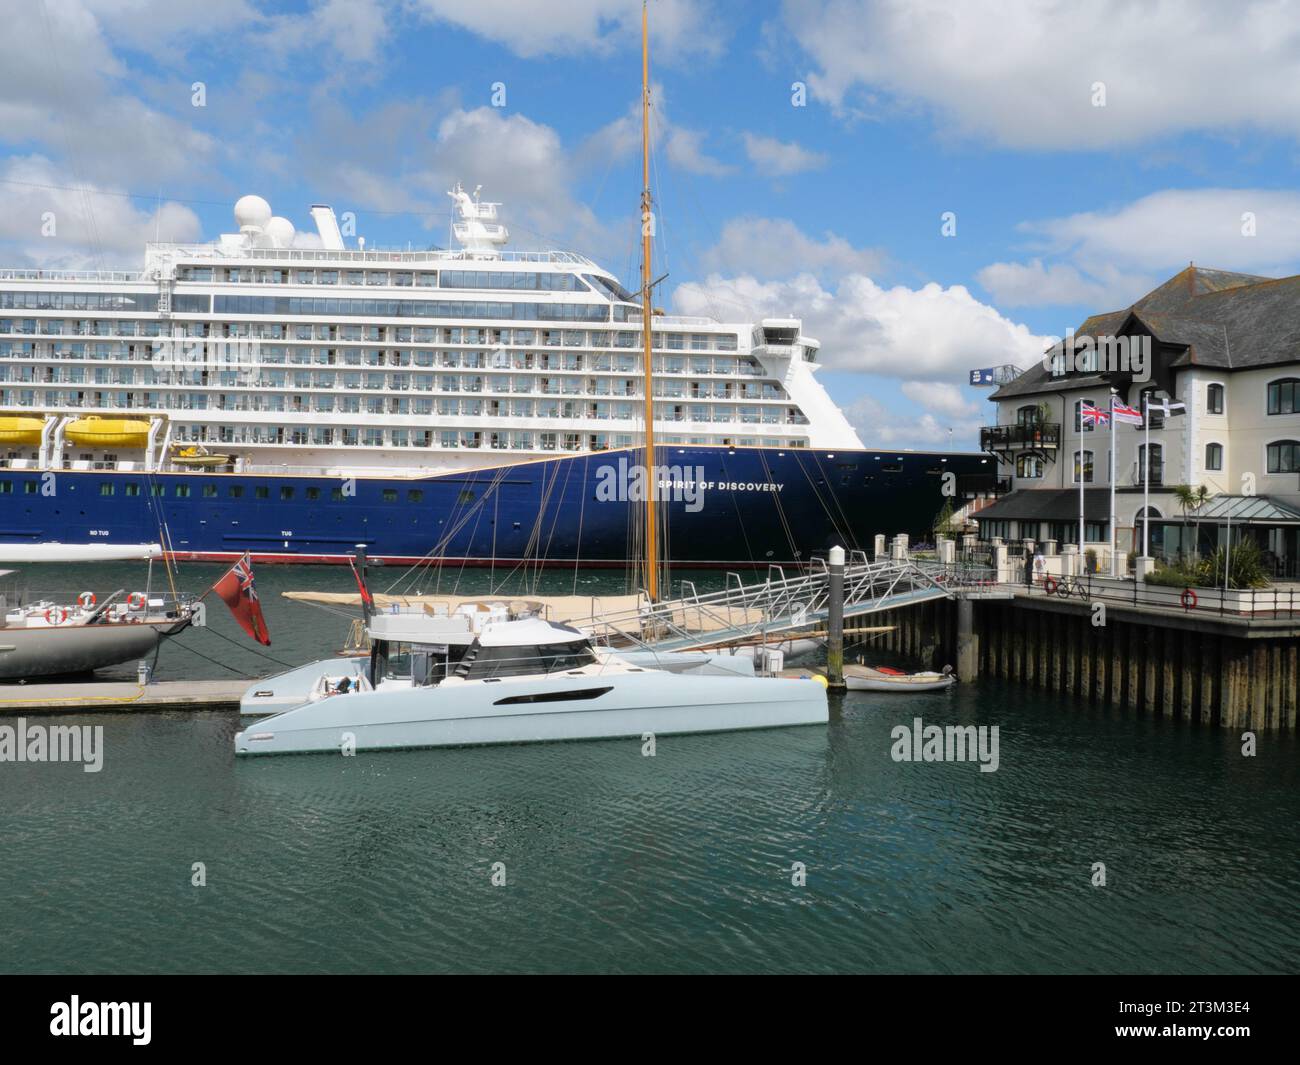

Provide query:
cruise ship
left=0, top=187, right=995, bottom=568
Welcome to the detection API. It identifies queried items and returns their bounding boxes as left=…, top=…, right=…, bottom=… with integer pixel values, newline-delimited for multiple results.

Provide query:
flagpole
left=1142, top=393, right=1150, bottom=560
left=1109, top=390, right=1118, bottom=577
left=1078, top=424, right=1085, bottom=563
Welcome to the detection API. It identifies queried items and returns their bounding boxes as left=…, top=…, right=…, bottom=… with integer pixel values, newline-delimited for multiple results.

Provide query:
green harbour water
left=1, top=563, right=1296, bottom=973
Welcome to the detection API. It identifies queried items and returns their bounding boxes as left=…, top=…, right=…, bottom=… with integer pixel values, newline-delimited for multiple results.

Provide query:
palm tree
left=1172, top=483, right=1210, bottom=562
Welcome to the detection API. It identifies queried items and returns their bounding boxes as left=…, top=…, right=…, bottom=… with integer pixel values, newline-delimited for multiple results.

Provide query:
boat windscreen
left=454, top=640, right=597, bottom=680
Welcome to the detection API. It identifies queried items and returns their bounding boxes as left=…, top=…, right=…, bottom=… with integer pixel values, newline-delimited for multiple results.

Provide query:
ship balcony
left=980, top=422, right=1061, bottom=463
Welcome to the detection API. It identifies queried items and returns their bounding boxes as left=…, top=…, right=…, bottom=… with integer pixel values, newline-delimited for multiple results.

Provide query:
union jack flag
left=1112, top=401, right=1144, bottom=425
left=1080, top=403, right=1109, bottom=426
left=234, top=554, right=257, bottom=599
left=212, top=550, right=271, bottom=645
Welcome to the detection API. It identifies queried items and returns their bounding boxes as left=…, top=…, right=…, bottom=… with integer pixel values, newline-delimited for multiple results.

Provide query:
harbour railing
left=1026, top=573, right=1300, bottom=618
left=575, top=554, right=999, bottom=653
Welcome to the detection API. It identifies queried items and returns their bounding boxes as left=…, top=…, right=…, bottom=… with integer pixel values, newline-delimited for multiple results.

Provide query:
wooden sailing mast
left=640, top=0, right=660, bottom=600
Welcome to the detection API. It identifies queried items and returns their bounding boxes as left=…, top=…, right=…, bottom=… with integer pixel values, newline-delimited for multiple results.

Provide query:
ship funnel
left=310, top=205, right=346, bottom=251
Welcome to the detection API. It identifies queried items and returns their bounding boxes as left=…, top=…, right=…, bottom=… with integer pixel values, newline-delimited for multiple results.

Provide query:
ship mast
left=640, top=0, right=659, bottom=600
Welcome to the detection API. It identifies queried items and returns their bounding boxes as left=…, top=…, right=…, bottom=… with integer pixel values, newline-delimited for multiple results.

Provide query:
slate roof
left=992, top=266, right=1298, bottom=400
left=974, top=488, right=1112, bottom=523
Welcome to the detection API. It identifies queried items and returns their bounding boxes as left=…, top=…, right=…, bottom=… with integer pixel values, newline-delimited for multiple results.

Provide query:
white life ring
left=127, top=592, right=148, bottom=610
left=78, top=591, right=96, bottom=609
left=44, top=606, right=69, bottom=626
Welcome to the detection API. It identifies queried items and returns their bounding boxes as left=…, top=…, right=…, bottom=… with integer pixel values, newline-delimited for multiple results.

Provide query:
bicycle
left=1045, top=574, right=1090, bottom=601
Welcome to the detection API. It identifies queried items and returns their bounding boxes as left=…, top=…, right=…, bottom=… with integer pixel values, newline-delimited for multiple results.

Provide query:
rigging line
left=535, top=449, right=580, bottom=584
left=809, top=449, right=862, bottom=551
left=754, top=448, right=795, bottom=561
left=203, top=624, right=298, bottom=668
left=571, top=453, right=590, bottom=596
left=793, top=451, right=855, bottom=554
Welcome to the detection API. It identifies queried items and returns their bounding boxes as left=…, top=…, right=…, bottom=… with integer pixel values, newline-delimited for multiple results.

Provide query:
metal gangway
left=572, top=551, right=1000, bottom=653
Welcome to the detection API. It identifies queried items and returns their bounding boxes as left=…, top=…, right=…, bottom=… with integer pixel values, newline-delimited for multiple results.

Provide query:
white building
left=976, top=266, right=1300, bottom=577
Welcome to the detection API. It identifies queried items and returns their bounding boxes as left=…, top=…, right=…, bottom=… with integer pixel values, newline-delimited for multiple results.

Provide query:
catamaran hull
left=234, top=673, right=827, bottom=755
left=0, top=619, right=189, bottom=679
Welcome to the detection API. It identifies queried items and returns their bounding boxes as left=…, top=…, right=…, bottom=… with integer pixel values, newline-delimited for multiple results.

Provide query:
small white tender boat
left=843, top=663, right=956, bottom=692
left=235, top=615, right=827, bottom=755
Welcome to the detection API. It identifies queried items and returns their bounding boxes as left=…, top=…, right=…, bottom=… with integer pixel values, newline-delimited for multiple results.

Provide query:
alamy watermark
left=0, top=718, right=103, bottom=772
left=890, top=716, right=999, bottom=773
left=1043, top=331, right=1151, bottom=383
left=595, top=457, right=706, bottom=513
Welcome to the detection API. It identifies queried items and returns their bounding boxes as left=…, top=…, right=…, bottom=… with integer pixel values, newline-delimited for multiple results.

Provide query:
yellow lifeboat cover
left=65, top=416, right=152, bottom=448
left=0, top=416, right=45, bottom=445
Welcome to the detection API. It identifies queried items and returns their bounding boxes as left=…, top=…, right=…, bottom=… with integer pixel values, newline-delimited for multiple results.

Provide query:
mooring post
left=355, top=543, right=372, bottom=622
left=956, top=595, right=979, bottom=682
left=828, top=544, right=846, bottom=690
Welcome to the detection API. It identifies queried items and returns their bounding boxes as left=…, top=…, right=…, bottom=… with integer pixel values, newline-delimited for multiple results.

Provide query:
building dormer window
left=1267, top=379, right=1299, bottom=415
left=1206, top=383, right=1224, bottom=414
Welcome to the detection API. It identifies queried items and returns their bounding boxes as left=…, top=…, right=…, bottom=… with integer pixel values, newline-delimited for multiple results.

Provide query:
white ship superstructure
left=0, top=186, right=863, bottom=477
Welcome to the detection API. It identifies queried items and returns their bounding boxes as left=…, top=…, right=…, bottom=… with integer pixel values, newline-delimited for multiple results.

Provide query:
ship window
left=382, top=489, right=398, bottom=503
left=229, top=486, right=244, bottom=498
left=280, top=486, right=295, bottom=500
left=407, top=489, right=424, bottom=503
left=25, top=481, right=38, bottom=494
left=0, top=481, right=10, bottom=494
left=175, top=485, right=190, bottom=498
left=151, top=484, right=164, bottom=497
left=331, top=487, right=344, bottom=501
left=99, top=483, right=114, bottom=496
left=255, top=486, right=269, bottom=499
left=123, top=483, right=139, bottom=497
left=203, top=484, right=217, bottom=498
left=306, top=487, right=320, bottom=501
left=458, top=489, right=475, bottom=503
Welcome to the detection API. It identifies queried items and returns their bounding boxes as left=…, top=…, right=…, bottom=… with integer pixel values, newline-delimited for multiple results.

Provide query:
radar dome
left=233, top=195, right=273, bottom=231
left=265, top=216, right=295, bottom=247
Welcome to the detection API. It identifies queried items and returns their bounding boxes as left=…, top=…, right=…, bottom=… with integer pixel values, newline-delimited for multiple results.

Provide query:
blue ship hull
left=0, top=446, right=994, bottom=566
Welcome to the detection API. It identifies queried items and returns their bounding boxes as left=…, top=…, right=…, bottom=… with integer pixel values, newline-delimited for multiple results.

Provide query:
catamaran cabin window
left=455, top=640, right=598, bottom=680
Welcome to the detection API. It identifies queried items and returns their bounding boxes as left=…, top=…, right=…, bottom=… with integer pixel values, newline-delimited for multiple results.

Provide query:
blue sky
left=7, top=0, right=1300, bottom=449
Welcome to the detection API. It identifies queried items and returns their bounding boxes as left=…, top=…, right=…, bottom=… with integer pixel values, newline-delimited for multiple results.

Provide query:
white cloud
left=742, top=133, right=827, bottom=176
left=900, top=380, right=979, bottom=420
left=978, top=188, right=1300, bottom=308
left=976, top=258, right=1148, bottom=310
left=784, top=0, right=1300, bottom=148
left=257, top=0, right=392, bottom=65
left=0, top=156, right=201, bottom=268
left=699, top=217, right=886, bottom=280
left=412, top=0, right=723, bottom=59
left=665, top=128, right=733, bottom=176
left=840, top=392, right=984, bottom=451
left=0, top=0, right=217, bottom=183
left=578, top=82, right=730, bottom=178
left=673, top=271, right=1050, bottom=379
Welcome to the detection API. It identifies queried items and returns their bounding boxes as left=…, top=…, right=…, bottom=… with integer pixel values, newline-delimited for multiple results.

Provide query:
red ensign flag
left=212, top=552, right=271, bottom=645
